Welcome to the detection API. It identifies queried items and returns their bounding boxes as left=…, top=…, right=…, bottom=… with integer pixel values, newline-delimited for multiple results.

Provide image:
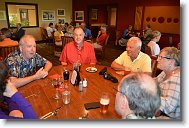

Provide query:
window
left=5, top=2, right=39, bottom=28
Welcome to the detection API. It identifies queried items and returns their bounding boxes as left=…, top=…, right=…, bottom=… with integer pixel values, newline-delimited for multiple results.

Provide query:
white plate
left=86, top=67, right=97, bottom=73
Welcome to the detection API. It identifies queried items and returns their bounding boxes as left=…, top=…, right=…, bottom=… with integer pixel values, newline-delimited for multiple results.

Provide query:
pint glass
left=100, top=93, right=110, bottom=114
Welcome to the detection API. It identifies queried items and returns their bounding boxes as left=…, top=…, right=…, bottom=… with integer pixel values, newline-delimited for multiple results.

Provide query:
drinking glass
left=52, top=78, right=60, bottom=99
left=100, top=92, right=110, bottom=114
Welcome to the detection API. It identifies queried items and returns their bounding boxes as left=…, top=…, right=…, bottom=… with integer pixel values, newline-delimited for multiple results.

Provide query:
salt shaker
left=83, top=78, right=87, bottom=87
left=79, top=81, right=83, bottom=92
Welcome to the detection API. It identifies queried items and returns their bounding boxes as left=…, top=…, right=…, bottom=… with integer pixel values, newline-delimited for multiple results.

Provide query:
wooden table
left=18, top=64, right=123, bottom=120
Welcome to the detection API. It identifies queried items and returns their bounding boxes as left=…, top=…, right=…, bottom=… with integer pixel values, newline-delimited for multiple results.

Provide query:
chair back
left=150, top=56, right=158, bottom=77
left=144, top=44, right=152, bottom=56
left=0, top=45, right=19, bottom=60
left=40, top=27, right=48, bottom=40
left=61, top=36, right=74, bottom=48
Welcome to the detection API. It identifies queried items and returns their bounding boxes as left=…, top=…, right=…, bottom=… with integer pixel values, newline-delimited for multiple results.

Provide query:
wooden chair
left=40, top=27, right=54, bottom=44
left=61, top=36, right=74, bottom=48
left=0, top=45, right=19, bottom=60
left=144, top=44, right=152, bottom=56
left=94, top=34, right=109, bottom=58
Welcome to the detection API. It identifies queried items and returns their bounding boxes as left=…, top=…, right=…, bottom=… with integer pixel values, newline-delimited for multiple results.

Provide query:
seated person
left=80, top=22, right=92, bottom=40
left=11, top=23, right=25, bottom=41
left=155, top=47, right=180, bottom=119
left=142, top=24, right=152, bottom=44
left=115, top=73, right=161, bottom=119
left=64, top=22, right=74, bottom=37
left=118, top=25, right=134, bottom=46
left=0, top=28, right=18, bottom=47
left=59, top=27, right=96, bottom=65
left=147, top=30, right=161, bottom=56
left=54, top=24, right=64, bottom=46
left=111, top=37, right=152, bottom=76
left=93, top=26, right=108, bottom=49
left=4, top=35, right=52, bottom=88
left=46, top=22, right=55, bottom=38
left=0, top=61, right=38, bottom=119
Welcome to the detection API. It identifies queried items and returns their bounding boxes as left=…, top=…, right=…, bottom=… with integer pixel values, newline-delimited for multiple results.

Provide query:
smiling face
left=126, top=39, right=141, bottom=60
left=20, top=35, right=36, bottom=61
left=73, top=27, right=85, bottom=46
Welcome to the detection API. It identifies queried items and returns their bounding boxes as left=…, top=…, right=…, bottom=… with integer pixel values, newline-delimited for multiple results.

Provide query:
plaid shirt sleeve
left=157, top=71, right=180, bottom=119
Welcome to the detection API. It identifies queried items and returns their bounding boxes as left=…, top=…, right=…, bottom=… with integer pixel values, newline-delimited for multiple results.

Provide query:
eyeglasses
left=113, top=86, right=126, bottom=96
left=158, top=55, right=172, bottom=60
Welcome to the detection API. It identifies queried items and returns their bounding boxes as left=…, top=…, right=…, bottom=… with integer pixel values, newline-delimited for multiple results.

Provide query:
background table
left=18, top=64, right=123, bottom=120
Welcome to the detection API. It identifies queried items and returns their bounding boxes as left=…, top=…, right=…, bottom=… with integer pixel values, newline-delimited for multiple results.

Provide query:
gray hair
left=19, top=35, right=35, bottom=46
left=128, top=37, right=142, bottom=48
left=161, top=47, right=180, bottom=66
left=120, top=73, right=161, bottom=118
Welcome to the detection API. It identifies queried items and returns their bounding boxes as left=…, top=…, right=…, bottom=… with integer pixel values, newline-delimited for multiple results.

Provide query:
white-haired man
left=111, top=37, right=152, bottom=75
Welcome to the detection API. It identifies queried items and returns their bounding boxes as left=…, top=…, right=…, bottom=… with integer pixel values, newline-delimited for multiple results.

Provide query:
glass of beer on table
left=100, top=92, right=110, bottom=114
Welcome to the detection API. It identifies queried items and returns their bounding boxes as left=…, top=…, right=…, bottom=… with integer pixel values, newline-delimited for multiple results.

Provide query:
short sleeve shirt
left=59, top=41, right=96, bottom=64
left=115, top=51, right=152, bottom=72
left=4, top=49, right=47, bottom=78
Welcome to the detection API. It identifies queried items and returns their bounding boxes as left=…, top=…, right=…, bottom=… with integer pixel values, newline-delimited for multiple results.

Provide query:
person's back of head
left=0, top=61, right=9, bottom=102
left=119, top=73, right=161, bottom=118
left=151, top=30, right=161, bottom=39
left=0, top=28, right=11, bottom=38
left=49, top=22, right=53, bottom=27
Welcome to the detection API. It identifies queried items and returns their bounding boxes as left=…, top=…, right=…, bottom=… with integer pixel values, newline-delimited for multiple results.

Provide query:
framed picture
left=42, top=10, right=55, bottom=21
left=75, top=11, right=84, bottom=21
left=20, top=9, right=28, bottom=20
left=57, top=9, right=65, bottom=16
left=91, top=9, right=98, bottom=20
left=0, top=11, right=6, bottom=20
left=57, top=18, right=65, bottom=24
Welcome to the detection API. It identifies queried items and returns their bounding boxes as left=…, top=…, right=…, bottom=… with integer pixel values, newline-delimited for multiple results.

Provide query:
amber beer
left=100, top=98, right=110, bottom=114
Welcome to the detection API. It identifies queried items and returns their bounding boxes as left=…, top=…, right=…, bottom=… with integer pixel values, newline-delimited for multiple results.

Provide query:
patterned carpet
left=36, top=42, right=124, bottom=66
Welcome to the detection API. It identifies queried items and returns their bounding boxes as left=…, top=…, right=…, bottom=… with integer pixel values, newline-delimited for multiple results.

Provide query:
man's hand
left=34, top=67, right=48, bottom=80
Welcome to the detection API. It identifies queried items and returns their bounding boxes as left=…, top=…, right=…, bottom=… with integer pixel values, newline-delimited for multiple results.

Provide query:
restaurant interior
left=0, top=0, right=181, bottom=120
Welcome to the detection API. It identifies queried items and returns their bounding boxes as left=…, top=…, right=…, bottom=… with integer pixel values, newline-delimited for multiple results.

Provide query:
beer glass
left=100, top=92, right=110, bottom=114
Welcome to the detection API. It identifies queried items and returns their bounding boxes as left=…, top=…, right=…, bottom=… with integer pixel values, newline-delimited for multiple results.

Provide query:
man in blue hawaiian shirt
left=4, top=35, right=52, bottom=88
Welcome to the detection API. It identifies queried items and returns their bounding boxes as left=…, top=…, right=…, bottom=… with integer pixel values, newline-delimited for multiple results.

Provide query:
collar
left=74, top=41, right=84, bottom=50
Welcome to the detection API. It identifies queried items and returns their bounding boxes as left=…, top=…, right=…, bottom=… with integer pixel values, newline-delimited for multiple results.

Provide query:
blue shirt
left=0, top=92, right=38, bottom=119
left=83, top=28, right=92, bottom=39
left=4, top=49, right=47, bottom=78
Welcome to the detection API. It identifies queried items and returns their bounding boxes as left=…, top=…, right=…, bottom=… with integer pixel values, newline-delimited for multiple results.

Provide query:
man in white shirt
left=46, top=22, right=55, bottom=38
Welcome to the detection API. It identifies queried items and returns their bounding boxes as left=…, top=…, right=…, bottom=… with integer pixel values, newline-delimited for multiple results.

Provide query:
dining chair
left=0, top=45, right=19, bottom=60
left=40, top=27, right=54, bottom=45
left=144, top=44, right=152, bottom=56
left=94, top=34, right=109, bottom=58
left=61, top=36, right=74, bottom=48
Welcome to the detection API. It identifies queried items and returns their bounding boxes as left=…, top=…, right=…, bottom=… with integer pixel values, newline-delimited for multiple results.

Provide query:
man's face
left=20, top=38, right=36, bottom=61
left=126, top=40, right=140, bottom=59
left=73, top=28, right=84, bottom=45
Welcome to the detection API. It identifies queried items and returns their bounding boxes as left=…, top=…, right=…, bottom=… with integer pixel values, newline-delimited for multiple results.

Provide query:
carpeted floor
left=36, top=42, right=125, bottom=66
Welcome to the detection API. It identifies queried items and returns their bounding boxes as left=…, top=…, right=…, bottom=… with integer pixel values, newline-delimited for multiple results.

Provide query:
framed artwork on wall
left=57, top=18, right=65, bottom=24
left=42, top=10, right=55, bottom=21
left=91, top=9, right=98, bottom=20
left=0, top=11, right=6, bottom=20
left=57, top=9, right=65, bottom=16
left=75, top=11, right=84, bottom=21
